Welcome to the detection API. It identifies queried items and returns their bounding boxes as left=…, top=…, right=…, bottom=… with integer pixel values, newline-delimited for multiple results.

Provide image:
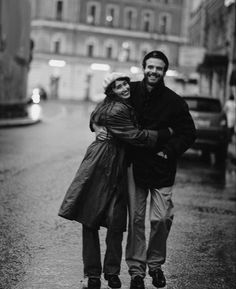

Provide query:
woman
left=58, top=73, right=172, bottom=289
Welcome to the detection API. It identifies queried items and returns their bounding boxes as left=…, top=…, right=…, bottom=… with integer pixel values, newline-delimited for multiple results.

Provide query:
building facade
left=0, top=0, right=31, bottom=118
left=29, top=0, right=193, bottom=101
left=189, top=0, right=236, bottom=103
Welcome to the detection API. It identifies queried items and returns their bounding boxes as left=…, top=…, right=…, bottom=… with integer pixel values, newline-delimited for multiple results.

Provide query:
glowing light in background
left=130, top=66, right=140, bottom=74
left=31, top=88, right=40, bottom=104
left=27, top=104, right=42, bottom=121
left=90, top=63, right=110, bottom=71
left=166, top=70, right=179, bottom=77
left=122, top=42, right=129, bottom=49
left=48, top=59, right=66, bottom=67
left=106, top=15, right=113, bottom=22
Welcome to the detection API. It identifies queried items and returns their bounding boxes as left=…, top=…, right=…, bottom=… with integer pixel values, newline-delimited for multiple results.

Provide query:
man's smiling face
left=143, top=58, right=166, bottom=87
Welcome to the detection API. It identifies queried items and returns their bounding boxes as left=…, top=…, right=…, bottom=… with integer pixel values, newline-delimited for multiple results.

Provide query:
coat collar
left=141, top=78, right=165, bottom=97
left=104, top=94, right=132, bottom=107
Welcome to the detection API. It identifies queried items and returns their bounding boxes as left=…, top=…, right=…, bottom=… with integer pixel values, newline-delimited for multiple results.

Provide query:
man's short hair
left=142, top=50, right=169, bottom=72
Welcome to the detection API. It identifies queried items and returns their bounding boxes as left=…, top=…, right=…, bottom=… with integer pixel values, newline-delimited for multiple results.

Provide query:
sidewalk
left=0, top=103, right=42, bottom=128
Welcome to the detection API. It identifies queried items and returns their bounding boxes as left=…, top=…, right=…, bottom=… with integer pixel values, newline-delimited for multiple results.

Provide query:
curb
left=0, top=103, right=42, bottom=128
left=0, top=117, right=41, bottom=128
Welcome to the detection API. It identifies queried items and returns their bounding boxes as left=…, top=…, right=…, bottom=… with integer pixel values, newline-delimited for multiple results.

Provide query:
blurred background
left=0, top=0, right=235, bottom=105
left=0, top=1, right=236, bottom=289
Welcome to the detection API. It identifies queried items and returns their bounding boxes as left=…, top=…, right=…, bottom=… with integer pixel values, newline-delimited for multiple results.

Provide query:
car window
left=184, top=98, right=221, bottom=113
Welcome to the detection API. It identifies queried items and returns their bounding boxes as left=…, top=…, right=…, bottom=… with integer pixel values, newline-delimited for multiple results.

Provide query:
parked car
left=183, top=95, right=228, bottom=163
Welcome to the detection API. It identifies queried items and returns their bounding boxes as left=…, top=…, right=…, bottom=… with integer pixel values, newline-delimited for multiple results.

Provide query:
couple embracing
left=58, top=51, right=196, bottom=289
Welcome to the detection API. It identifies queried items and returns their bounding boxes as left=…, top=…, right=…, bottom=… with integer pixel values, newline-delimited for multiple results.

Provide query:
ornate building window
left=51, top=34, right=64, bottom=54
left=104, top=39, right=117, bottom=59
left=87, top=44, right=94, bottom=57
left=106, top=46, right=112, bottom=59
left=106, top=4, right=119, bottom=27
left=141, top=11, right=154, bottom=32
left=55, top=0, right=63, bottom=21
left=118, top=41, right=135, bottom=62
left=85, top=38, right=98, bottom=57
left=159, top=13, right=171, bottom=34
left=124, top=8, right=137, bottom=30
left=87, top=2, right=100, bottom=25
left=54, top=40, right=61, bottom=54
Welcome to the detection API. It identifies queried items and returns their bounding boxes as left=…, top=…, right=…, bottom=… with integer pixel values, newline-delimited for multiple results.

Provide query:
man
left=126, top=51, right=196, bottom=289
left=95, top=51, right=196, bottom=288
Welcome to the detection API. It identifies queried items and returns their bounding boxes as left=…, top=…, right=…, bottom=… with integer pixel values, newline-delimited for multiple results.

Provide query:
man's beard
left=145, top=73, right=163, bottom=86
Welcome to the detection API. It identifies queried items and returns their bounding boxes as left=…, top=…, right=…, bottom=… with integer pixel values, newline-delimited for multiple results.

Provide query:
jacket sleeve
left=162, top=98, right=196, bottom=158
left=105, top=103, right=158, bottom=148
left=89, top=102, right=103, bottom=132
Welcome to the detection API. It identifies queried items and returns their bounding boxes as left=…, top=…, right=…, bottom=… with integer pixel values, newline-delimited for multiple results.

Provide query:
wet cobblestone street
left=0, top=101, right=236, bottom=289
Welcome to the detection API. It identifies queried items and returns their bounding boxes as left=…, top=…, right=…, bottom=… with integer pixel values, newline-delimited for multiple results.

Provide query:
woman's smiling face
left=112, top=79, right=130, bottom=99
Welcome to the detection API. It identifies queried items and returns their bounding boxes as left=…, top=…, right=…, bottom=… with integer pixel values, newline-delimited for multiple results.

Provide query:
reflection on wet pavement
left=178, top=150, right=235, bottom=184
left=177, top=150, right=236, bottom=204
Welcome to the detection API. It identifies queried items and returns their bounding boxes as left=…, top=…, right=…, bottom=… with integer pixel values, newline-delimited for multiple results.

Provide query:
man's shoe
left=150, top=269, right=166, bottom=288
left=87, top=277, right=101, bottom=289
left=130, top=275, right=145, bottom=289
left=104, top=274, right=121, bottom=288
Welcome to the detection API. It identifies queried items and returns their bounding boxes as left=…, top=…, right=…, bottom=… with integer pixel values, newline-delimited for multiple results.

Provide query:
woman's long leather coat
left=58, top=97, right=158, bottom=231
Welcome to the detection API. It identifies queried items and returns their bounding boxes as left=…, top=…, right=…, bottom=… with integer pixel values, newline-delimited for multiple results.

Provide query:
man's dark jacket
left=129, top=79, right=196, bottom=189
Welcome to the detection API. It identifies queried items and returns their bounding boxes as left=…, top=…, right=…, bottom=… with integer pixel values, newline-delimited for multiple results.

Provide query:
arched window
left=55, top=0, right=63, bottom=21
left=124, top=8, right=137, bottom=30
left=159, top=13, right=171, bottom=34
left=51, top=34, right=64, bottom=54
left=85, top=38, right=98, bottom=57
left=87, top=44, right=94, bottom=57
left=144, top=15, right=150, bottom=32
left=106, top=46, right=113, bottom=59
left=127, top=11, right=132, bottom=29
left=104, top=39, right=117, bottom=59
left=141, top=11, right=154, bottom=32
left=54, top=39, right=61, bottom=54
left=87, top=2, right=100, bottom=25
left=119, top=41, right=135, bottom=62
left=106, top=5, right=118, bottom=27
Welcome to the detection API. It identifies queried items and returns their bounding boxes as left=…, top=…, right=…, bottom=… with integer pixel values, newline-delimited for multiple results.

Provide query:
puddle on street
left=177, top=150, right=236, bottom=200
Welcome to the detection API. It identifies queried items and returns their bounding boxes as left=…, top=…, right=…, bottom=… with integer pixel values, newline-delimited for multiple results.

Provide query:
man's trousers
left=126, top=165, right=174, bottom=278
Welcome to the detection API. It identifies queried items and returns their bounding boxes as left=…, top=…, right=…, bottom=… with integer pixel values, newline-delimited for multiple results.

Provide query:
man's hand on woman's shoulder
left=93, top=123, right=110, bottom=141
